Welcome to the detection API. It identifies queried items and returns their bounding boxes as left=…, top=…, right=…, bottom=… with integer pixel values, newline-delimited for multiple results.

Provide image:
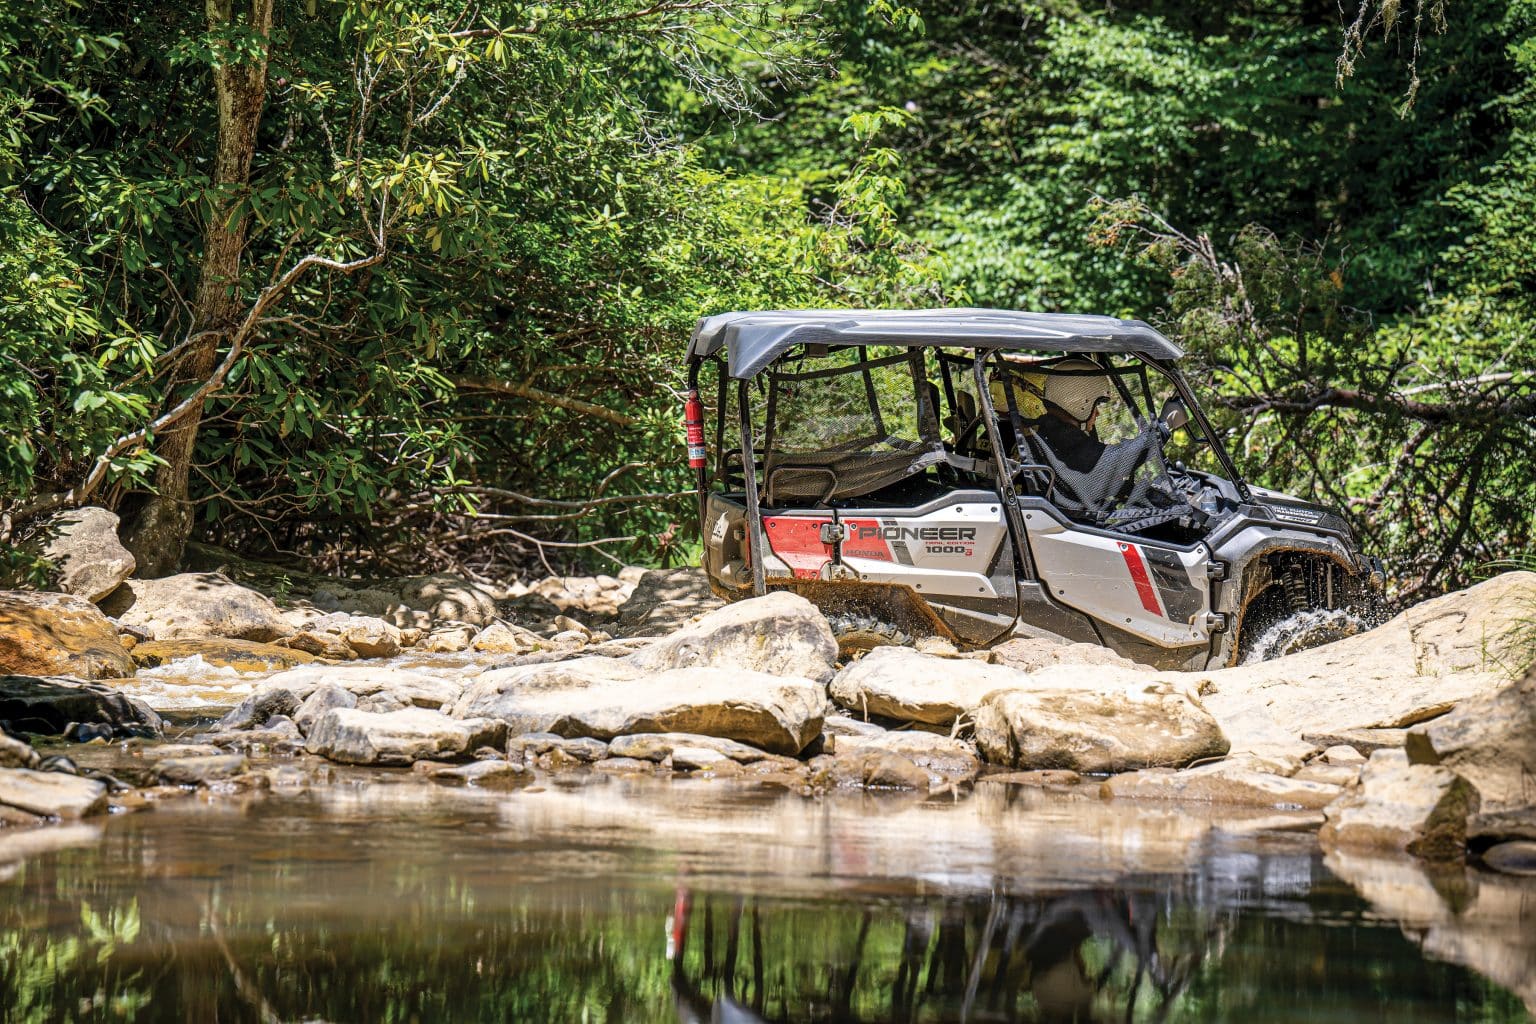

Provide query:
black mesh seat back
left=1019, top=422, right=1183, bottom=527
left=766, top=441, right=945, bottom=505
left=761, top=348, right=942, bottom=506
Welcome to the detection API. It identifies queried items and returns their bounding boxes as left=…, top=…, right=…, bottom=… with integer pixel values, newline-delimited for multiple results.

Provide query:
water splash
left=1241, top=607, right=1371, bottom=665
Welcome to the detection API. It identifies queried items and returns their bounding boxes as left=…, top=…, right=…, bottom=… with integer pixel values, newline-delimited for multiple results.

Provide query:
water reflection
left=1, top=779, right=1529, bottom=1023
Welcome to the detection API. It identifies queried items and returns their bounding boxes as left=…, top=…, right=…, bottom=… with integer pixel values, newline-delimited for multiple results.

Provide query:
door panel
left=1022, top=507, right=1211, bottom=648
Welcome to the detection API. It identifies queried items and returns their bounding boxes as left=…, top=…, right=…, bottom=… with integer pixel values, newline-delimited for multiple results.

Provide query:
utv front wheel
left=827, top=612, right=910, bottom=660
left=1238, top=604, right=1367, bottom=664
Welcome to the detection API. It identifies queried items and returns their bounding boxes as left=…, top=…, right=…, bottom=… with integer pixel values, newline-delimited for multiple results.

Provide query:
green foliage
left=0, top=0, right=1531, bottom=587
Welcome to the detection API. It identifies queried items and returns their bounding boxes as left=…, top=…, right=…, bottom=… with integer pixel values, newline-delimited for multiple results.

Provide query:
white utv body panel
left=1022, top=510, right=1211, bottom=648
left=837, top=501, right=1009, bottom=600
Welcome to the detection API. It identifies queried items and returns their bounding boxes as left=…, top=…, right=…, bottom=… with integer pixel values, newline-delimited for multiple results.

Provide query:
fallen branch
left=452, top=376, right=641, bottom=427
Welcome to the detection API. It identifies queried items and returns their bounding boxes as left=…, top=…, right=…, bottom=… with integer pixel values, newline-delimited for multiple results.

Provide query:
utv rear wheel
left=827, top=612, right=910, bottom=659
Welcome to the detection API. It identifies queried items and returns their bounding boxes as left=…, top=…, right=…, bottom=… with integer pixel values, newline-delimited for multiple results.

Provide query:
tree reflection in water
left=1, top=791, right=1530, bottom=1023
left=666, top=883, right=1228, bottom=1023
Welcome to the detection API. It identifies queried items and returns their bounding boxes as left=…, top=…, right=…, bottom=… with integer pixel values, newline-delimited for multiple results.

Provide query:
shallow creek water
left=3, top=658, right=1533, bottom=1023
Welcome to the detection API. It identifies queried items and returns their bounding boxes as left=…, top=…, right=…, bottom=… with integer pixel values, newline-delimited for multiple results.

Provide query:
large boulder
left=0, top=591, right=136, bottom=679
left=830, top=647, right=1029, bottom=725
left=1405, top=664, right=1536, bottom=815
left=616, top=567, right=724, bottom=636
left=0, top=767, right=108, bottom=818
left=12, top=507, right=135, bottom=602
left=1189, top=572, right=1536, bottom=755
left=454, top=658, right=827, bottom=756
left=99, top=573, right=292, bottom=642
left=1319, top=749, right=1479, bottom=860
left=972, top=681, right=1228, bottom=773
left=305, top=707, right=502, bottom=766
left=0, top=676, right=162, bottom=738
left=627, top=591, right=837, bottom=682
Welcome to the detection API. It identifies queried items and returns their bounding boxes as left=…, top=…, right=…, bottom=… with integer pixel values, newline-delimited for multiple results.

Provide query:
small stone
left=282, top=630, right=357, bottom=660
left=593, top=756, right=654, bottom=774
left=294, top=683, right=358, bottom=737
left=1294, top=763, right=1361, bottom=788
left=0, top=767, right=107, bottom=818
left=506, top=732, right=565, bottom=761
left=471, top=623, right=542, bottom=655
left=607, top=733, right=769, bottom=764
left=357, top=694, right=408, bottom=714
left=217, top=688, right=301, bottom=731
left=156, top=754, right=249, bottom=787
left=425, top=759, right=532, bottom=789
left=1481, top=840, right=1536, bottom=876
left=0, top=804, right=44, bottom=826
left=978, top=769, right=1082, bottom=788
left=1322, top=744, right=1366, bottom=766
left=142, top=743, right=223, bottom=760
left=421, top=626, right=475, bottom=653
left=670, top=746, right=730, bottom=771
left=0, top=733, right=40, bottom=770
left=913, top=636, right=959, bottom=656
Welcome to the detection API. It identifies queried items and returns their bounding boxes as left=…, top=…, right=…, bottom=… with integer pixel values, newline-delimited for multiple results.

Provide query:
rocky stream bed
left=2, top=517, right=1535, bottom=1016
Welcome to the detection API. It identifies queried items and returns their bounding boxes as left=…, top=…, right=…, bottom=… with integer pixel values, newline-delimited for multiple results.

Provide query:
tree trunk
left=124, top=0, right=274, bottom=576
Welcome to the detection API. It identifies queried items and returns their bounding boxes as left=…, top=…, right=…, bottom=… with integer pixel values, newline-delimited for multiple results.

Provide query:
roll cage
left=685, top=310, right=1254, bottom=597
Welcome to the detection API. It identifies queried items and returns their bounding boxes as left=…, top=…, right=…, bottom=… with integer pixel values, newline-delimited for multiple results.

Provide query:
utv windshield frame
left=685, top=310, right=1252, bottom=595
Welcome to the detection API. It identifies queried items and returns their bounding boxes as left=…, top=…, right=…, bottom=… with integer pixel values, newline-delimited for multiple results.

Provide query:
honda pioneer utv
left=683, top=309, right=1381, bottom=669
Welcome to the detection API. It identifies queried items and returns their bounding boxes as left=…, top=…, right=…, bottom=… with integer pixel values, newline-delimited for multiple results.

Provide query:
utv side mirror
left=1159, top=397, right=1190, bottom=434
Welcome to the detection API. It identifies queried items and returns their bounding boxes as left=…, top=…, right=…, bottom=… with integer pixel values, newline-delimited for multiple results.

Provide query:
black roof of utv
left=688, top=308, right=1184, bottom=379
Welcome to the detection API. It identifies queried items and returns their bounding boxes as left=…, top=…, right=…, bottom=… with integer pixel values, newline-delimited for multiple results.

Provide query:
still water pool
left=1, top=775, right=1531, bottom=1023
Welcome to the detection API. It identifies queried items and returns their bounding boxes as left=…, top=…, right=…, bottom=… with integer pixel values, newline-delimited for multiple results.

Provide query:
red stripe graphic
left=1118, top=542, right=1163, bottom=616
left=840, top=518, right=892, bottom=561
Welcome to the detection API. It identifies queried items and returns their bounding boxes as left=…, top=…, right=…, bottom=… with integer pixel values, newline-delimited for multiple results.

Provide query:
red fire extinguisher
left=683, top=390, right=706, bottom=468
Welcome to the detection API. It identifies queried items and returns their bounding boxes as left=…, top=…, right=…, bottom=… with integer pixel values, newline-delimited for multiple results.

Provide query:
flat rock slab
left=830, top=647, right=1033, bottom=726
left=156, top=754, right=249, bottom=786
left=131, top=638, right=316, bottom=672
left=607, top=733, right=773, bottom=764
left=1102, top=763, right=1343, bottom=810
left=256, top=665, right=461, bottom=709
left=973, top=682, right=1228, bottom=773
left=305, top=707, right=503, bottom=766
left=0, top=591, right=136, bottom=680
left=455, top=661, right=827, bottom=756
left=0, top=675, right=162, bottom=738
left=1188, top=572, right=1536, bottom=751
left=419, top=759, right=532, bottom=789
left=0, top=767, right=107, bottom=818
left=100, top=572, right=293, bottom=642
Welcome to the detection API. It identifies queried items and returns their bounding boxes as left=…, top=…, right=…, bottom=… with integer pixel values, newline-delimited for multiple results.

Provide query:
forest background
left=0, top=0, right=1531, bottom=604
